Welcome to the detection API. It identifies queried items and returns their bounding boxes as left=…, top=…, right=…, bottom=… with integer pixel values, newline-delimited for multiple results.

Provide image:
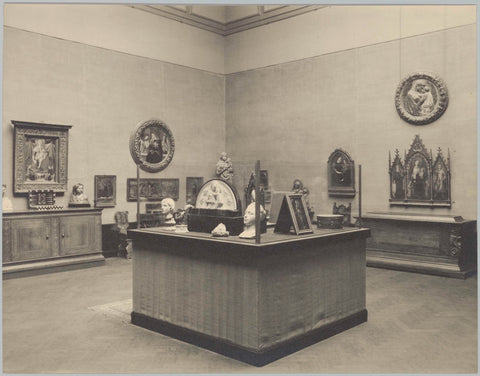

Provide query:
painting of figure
left=24, top=137, right=57, bottom=182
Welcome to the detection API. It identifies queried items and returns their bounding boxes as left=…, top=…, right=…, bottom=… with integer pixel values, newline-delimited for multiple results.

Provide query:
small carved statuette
left=215, top=152, right=234, bottom=183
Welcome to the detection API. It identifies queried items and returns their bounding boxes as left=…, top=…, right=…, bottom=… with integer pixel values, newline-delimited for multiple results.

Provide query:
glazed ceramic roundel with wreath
left=129, top=119, right=175, bottom=173
left=395, top=72, right=449, bottom=126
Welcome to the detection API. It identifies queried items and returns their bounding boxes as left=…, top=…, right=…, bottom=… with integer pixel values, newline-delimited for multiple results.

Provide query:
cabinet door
left=10, top=218, right=54, bottom=262
left=60, top=215, right=98, bottom=256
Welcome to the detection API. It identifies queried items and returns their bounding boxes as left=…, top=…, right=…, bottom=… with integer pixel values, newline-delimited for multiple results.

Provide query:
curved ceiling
left=129, top=5, right=327, bottom=35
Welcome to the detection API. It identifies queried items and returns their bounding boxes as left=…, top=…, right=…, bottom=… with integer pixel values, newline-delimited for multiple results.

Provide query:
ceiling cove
left=129, top=4, right=327, bottom=35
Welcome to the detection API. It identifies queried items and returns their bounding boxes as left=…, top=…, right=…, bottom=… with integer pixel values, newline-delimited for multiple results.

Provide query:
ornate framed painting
left=94, top=175, right=116, bottom=208
left=389, top=135, right=451, bottom=207
left=327, top=149, right=355, bottom=198
left=395, top=72, right=449, bottom=125
left=129, top=118, right=175, bottom=173
left=126, top=178, right=179, bottom=202
left=12, top=120, right=72, bottom=194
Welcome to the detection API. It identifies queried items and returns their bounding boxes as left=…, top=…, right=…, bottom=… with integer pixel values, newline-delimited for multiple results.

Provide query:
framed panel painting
left=12, top=120, right=72, bottom=194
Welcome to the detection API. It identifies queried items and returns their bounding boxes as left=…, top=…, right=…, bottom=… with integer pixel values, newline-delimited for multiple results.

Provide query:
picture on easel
left=274, top=193, right=314, bottom=235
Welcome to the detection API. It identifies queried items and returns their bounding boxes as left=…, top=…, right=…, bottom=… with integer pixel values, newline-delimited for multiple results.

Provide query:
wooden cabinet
left=362, top=212, right=477, bottom=278
left=3, top=209, right=104, bottom=278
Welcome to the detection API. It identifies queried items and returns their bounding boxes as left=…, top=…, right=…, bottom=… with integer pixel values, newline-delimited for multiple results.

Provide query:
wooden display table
left=362, top=212, right=477, bottom=278
left=128, top=226, right=370, bottom=366
left=2, top=208, right=104, bottom=279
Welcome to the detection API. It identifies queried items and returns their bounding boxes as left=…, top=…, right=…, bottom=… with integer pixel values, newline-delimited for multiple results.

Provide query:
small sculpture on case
left=2, top=184, right=13, bottom=212
left=211, top=223, right=229, bottom=237
left=69, top=183, right=90, bottom=207
left=215, top=152, right=234, bottom=183
left=238, top=202, right=266, bottom=239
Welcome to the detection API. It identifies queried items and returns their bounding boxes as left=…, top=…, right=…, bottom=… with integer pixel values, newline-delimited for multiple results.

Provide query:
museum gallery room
left=1, top=3, right=478, bottom=374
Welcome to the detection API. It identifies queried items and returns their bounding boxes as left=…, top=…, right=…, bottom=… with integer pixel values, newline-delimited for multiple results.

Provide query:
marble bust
left=160, top=197, right=176, bottom=226
left=238, top=202, right=266, bottom=239
left=69, top=183, right=90, bottom=207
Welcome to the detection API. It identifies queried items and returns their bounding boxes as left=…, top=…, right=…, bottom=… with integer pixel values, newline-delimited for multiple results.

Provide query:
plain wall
left=225, top=5, right=476, bottom=74
left=4, top=4, right=225, bottom=74
left=226, top=24, right=477, bottom=220
left=3, top=27, right=226, bottom=224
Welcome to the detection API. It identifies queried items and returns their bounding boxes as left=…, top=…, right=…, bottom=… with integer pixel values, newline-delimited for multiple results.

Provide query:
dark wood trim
left=131, top=309, right=367, bottom=367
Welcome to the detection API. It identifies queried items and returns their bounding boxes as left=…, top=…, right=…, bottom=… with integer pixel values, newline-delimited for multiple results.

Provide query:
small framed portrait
left=12, top=120, right=72, bottom=194
left=186, top=177, right=203, bottom=205
left=274, top=193, right=313, bottom=235
left=286, top=194, right=314, bottom=235
left=327, top=149, right=355, bottom=198
left=395, top=72, right=449, bottom=126
left=129, top=119, right=175, bottom=173
left=94, top=175, right=116, bottom=208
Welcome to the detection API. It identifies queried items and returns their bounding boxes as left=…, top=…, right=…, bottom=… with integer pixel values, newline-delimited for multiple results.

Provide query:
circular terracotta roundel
left=395, top=72, right=449, bottom=126
left=129, top=119, right=175, bottom=173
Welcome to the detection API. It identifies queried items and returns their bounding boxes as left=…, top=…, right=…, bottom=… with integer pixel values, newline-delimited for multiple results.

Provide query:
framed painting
left=129, top=119, right=175, bottom=173
left=389, top=135, right=451, bottom=207
left=327, top=149, right=355, bottom=198
left=395, top=72, right=449, bottom=126
left=94, top=175, right=116, bottom=208
left=274, top=193, right=313, bottom=235
left=186, top=177, right=203, bottom=205
left=127, top=178, right=179, bottom=201
left=12, top=120, right=72, bottom=194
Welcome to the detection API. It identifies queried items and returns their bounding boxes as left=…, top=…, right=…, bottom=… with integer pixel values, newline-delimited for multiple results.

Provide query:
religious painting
left=274, top=193, right=313, bottom=235
left=432, top=153, right=450, bottom=201
left=389, top=150, right=405, bottom=200
left=126, top=178, right=179, bottom=201
left=94, top=175, right=116, bottom=208
left=395, top=72, right=449, bottom=125
left=186, top=177, right=203, bottom=205
left=12, top=120, right=72, bottom=194
left=129, top=119, right=175, bottom=173
left=327, top=149, right=355, bottom=197
left=389, top=135, right=451, bottom=207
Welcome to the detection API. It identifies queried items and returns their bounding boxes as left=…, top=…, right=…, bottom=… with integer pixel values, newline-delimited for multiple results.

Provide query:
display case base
left=131, top=309, right=367, bottom=367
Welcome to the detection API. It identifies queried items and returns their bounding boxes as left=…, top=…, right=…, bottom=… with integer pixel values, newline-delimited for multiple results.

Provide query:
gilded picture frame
left=395, top=72, right=449, bottom=126
left=129, top=119, right=175, bottom=173
left=12, top=120, right=72, bottom=194
left=94, top=175, right=116, bottom=208
left=126, top=178, right=179, bottom=202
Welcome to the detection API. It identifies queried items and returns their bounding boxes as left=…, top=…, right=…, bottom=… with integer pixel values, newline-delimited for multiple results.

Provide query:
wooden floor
left=2, top=257, right=477, bottom=374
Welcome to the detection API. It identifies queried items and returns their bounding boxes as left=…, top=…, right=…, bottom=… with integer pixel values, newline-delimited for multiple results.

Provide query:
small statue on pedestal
left=215, top=152, right=234, bottom=183
left=2, top=184, right=13, bottom=212
left=114, top=211, right=130, bottom=259
left=239, top=202, right=266, bottom=239
left=69, top=183, right=90, bottom=207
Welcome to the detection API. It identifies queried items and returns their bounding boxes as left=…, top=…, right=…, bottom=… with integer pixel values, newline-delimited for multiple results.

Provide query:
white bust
left=2, top=184, right=13, bottom=212
left=239, top=202, right=266, bottom=239
left=161, top=197, right=176, bottom=225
